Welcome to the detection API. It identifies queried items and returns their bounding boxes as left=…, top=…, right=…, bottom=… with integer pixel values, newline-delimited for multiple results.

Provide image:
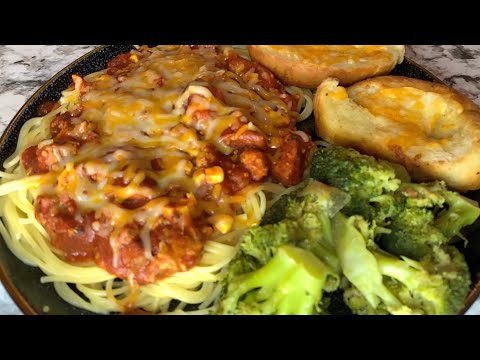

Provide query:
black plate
left=1, top=45, right=479, bottom=315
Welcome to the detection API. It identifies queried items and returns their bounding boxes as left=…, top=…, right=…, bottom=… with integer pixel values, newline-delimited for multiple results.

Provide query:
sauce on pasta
left=17, top=45, right=313, bottom=287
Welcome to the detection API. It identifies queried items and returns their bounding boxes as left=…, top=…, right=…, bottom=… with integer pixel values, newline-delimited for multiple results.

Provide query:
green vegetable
left=217, top=245, right=339, bottom=315
left=334, top=213, right=470, bottom=315
left=435, top=190, right=480, bottom=240
left=217, top=180, right=347, bottom=314
left=382, top=182, right=480, bottom=259
left=309, top=145, right=400, bottom=223
left=310, top=146, right=480, bottom=260
left=332, top=212, right=414, bottom=315
left=217, top=144, right=477, bottom=315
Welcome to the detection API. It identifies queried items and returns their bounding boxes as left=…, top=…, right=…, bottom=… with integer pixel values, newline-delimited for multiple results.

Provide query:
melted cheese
left=349, top=86, right=463, bottom=157
left=45, top=45, right=297, bottom=264
left=265, top=45, right=398, bottom=66
left=349, top=85, right=465, bottom=150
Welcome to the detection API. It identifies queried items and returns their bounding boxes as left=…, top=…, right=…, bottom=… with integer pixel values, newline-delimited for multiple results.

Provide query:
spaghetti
left=0, top=45, right=314, bottom=314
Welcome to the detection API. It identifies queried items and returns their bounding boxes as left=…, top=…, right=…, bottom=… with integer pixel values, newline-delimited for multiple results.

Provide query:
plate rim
left=0, top=45, right=109, bottom=315
left=0, top=46, right=477, bottom=315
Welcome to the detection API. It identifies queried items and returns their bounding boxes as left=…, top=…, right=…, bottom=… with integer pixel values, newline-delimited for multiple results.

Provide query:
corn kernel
left=129, top=54, right=139, bottom=63
left=209, top=214, right=234, bottom=234
left=193, top=169, right=206, bottom=185
left=205, top=166, right=224, bottom=184
left=184, top=161, right=194, bottom=176
left=212, top=184, right=222, bottom=199
left=180, top=128, right=198, bottom=143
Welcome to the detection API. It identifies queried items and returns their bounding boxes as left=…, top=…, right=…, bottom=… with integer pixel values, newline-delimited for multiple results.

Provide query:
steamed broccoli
left=435, top=190, right=480, bottom=240
left=332, top=212, right=415, bottom=315
left=261, top=179, right=350, bottom=226
left=380, top=205, right=448, bottom=259
left=334, top=212, right=471, bottom=315
left=374, top=247, right=470, bottom=315
left=310, top=145, right=480, bottom=261
left=381, top=181, right=480, bottom=259
left=241, top=180, right=349, bottom=271
left=217, top=144, right=477, bottom=315
left=420, top=245, right=472, bottom=313
left=309, top=145, right=400, bottom=223
left=216, top=181, right=347, bottom=314
left=218, top=245, right=339, bottom=315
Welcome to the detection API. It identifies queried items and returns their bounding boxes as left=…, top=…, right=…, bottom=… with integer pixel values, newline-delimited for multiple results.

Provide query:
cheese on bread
left=248, top=45, right=405, bottom=88
left=314, top=76, right=480, bottom=192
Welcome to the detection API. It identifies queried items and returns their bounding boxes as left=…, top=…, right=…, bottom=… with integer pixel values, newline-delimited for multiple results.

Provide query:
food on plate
left=309, top=145, right=480, bottom=260
left=0, top=45, right=478, bottom=315
left=314, top=76, right=480, bottom=192
left=216, top=146, right=476, bottom=315
left=247, top=45, right=405, bottom=88
left=0, top=45, right=315, bottom=314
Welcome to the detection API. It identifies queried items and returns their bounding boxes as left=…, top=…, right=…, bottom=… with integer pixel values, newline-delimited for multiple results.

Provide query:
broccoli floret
left=380, top=206, right=447, bottom=259
left=334, top=212, right=470, bottom=315
left=240, top=221, right=301, bottom=267
left=372, top=245, right=471, bottom=315
left=380, top=181, right=480, bottom=259
left=241, top=180, right=349, bottom=271
left=310, top=146, right=401, bottom=223
left=217, top=245, right=340, bottom=315
left=332, top=212, right=414, bottom=315
left=261, top=179, right=350, bottom=226
left=260, top=193, right=296, bottom=226
left=309, top=146, right=480, bottom=259
left=343, top=286, right=391, bottom=315
left=435, top=191, right=480, bottom=240
left=374, top=251, right=452, bottom=315
left=217, top=181, right=348, bottom=314
left=420, top=246, right=472, bottom=314
left=398, top=182, right=446, bottom=208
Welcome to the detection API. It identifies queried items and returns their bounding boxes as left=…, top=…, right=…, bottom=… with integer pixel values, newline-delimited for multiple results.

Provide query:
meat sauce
left=23, top=46, right=314, bottom=286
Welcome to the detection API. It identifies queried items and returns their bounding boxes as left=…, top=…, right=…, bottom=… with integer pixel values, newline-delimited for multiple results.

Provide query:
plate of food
left=1, top=45, right=479, bottom=315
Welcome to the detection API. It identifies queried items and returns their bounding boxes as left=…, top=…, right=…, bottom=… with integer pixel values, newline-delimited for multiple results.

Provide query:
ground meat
left=121, top=195, right=151, bottom=210
left=222, top=164, right=252, bottom=194
left=207, top=85, right=224, bottom=102
left=35, top=195, right=97, bottom=263
left=225, top=54, right=283, bottom=91
left=36, top=193, right=205, bottom=285
left=195, top=144, right=223, bottom=168
left=21, top=143, right=78, bottom=175
left=271, top=135, right=311, bottom=187
left=96, top=201, right=203, bottom=284
left=150, top=158, right=164, bottom=171
left=222, top=129, right=268, bottom=150
left=107, top=54, right=132, bottom=74
left=37, top=101, right=60, bottom=116
left=50, top=112, right=98, bottom=145
left=240, top=149, right=269, bottom=181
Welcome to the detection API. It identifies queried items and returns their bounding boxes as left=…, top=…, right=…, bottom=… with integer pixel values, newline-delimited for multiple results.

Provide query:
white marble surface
left=0, top=45, right=479, bottom=315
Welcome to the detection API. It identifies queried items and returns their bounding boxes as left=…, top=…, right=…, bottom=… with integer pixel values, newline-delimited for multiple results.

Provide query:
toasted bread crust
left=314, top=76, right=480, bottom=192
left=248, top=45, right=405, bottom=88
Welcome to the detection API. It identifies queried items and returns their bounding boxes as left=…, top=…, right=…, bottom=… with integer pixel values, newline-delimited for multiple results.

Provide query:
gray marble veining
left=0, top=45, right=479, bottom=316
left=0, top=45, right=97, bottom=131
left=406, top=45, right=480, bottom=102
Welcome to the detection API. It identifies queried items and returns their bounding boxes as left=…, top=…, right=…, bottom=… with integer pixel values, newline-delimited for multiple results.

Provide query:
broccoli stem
left=219, top=245, right=339, bottom=315
left=435, top=191, right=480, bottom=240
left=374, top=252, right=426, bottom=289
left=374, top=250, right=451, bottom=315
left=332, top=213, right=412, bottom=314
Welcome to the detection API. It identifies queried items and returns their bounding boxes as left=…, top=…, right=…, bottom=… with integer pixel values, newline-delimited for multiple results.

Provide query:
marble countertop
left=0, top=45, right=479, bottom=315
